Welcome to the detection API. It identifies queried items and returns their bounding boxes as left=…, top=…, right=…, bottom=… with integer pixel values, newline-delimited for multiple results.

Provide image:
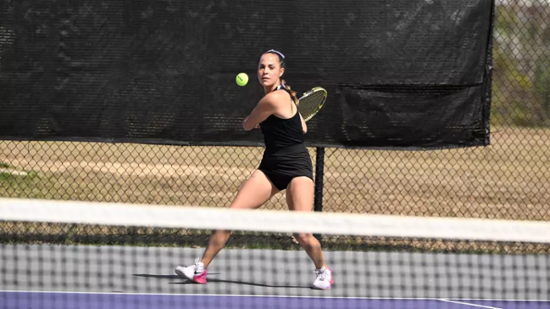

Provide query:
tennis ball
left=236, top=73, right=248, bottom=87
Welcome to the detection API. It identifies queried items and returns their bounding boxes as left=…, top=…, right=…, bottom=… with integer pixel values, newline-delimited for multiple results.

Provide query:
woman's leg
left=285, top=176, right=326, bottom=269
left=200, top=170, right=279, bottom=268
left=286, top=176, right=333, bottom=289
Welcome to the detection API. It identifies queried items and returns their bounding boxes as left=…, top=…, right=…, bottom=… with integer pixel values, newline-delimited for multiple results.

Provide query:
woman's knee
left=293, top=233, right=318, bottom=246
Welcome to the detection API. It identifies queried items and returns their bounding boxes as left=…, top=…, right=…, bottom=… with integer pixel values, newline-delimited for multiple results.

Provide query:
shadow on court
left=133, top=273, right=307, bottom=289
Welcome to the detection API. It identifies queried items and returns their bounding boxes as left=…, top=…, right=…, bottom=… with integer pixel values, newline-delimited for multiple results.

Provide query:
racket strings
left=298, top=91, right=326, bottom=120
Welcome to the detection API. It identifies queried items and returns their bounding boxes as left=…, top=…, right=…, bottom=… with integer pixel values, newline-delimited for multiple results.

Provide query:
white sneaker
left=175, top=258, right=207, bottom=284
left=311, top=267, right=333, bottom=290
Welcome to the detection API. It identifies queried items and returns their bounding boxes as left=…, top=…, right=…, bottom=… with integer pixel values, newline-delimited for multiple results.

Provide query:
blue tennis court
left=2, top=291, right=550, bottom=309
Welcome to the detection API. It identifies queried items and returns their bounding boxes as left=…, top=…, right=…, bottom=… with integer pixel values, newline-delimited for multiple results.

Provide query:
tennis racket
left=297, top=87, right=327, bottom=122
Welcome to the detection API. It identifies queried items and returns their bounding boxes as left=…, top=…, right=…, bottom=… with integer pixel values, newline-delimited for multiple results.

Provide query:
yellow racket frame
left=297, top=87, right=327, bottom=122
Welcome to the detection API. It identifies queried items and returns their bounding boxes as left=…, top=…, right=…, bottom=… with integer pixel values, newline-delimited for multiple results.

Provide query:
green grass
left=1, top=224, right=547, bottom=254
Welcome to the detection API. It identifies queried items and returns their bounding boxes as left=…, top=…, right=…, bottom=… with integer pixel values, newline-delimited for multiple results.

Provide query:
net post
left=313, top=147, right=325, bottom=242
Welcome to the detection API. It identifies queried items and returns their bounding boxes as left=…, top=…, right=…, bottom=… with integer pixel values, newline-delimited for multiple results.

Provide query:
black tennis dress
left=258, top=89, right=313, bottom=190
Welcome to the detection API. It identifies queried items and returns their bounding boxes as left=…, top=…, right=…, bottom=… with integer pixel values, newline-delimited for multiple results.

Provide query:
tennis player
left=175, top=49, right=333, bottom=290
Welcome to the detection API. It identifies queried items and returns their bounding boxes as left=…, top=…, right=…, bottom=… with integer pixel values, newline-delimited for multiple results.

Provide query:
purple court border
left=2, top=291, right=550, bottom=309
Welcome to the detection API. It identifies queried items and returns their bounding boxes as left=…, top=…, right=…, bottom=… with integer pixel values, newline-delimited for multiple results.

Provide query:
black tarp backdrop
left=0, top=0, right=493, bottom=149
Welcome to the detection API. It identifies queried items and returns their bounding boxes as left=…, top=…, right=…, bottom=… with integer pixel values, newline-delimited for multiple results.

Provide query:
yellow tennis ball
left=236, top=73, right=248, bottom=87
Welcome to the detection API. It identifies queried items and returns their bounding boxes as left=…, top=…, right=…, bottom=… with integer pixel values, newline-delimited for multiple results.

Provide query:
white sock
left=196, top=261, right=205, bottom=273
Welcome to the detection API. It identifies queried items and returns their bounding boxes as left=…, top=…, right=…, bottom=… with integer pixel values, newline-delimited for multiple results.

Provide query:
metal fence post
left=314, top=147, right=325, bottom=242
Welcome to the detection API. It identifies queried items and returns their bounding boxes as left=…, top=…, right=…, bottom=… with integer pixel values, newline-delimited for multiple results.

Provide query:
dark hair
left=264, top=50, right=298, bottom=104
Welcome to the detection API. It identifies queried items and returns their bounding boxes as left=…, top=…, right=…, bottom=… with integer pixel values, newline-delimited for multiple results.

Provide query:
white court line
left=449, top=299, right=550, bottom=302
left=439, top=299, right=502, bottom=309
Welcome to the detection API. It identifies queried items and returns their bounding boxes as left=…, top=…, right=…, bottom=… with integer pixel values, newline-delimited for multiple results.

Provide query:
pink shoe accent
left=192, top=270, right=207, bottom=284
left=327, top=267, right=334, bottom=286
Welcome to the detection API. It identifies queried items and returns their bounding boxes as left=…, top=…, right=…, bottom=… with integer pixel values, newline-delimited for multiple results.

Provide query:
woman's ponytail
left=280, top=79, right=298, bottom=104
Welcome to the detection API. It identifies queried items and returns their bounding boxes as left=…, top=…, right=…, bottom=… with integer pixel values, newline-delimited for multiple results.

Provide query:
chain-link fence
left=1, top=1, right=549, bottom=251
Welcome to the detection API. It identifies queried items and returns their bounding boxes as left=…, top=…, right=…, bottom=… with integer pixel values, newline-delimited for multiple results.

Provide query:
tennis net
left=1, top=197, right=549, bottom=309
